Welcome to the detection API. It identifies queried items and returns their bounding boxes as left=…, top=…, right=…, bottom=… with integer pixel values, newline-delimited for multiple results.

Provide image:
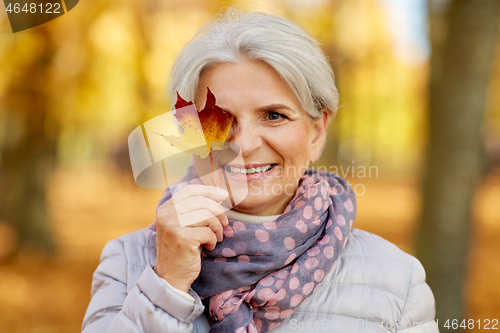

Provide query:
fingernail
left=217, top=188, right=229, bottom=197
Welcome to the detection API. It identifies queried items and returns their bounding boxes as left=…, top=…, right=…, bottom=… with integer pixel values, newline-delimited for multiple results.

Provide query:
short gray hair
left=169, top=8, right=339, bottom=119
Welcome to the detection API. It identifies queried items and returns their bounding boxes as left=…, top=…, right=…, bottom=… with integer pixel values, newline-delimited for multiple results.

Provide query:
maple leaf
left=198, top=88, right=234, bottom=148
left=153, top=89, right=234, bottom=159
left=174, top=91, right=194, bottom=109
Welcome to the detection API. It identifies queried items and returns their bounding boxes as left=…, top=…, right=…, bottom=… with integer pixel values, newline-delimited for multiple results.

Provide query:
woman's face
left=194, top=59, right=329, bottom=216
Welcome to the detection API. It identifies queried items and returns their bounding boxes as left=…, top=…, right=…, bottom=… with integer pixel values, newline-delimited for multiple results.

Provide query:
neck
left=225, top=209, right=281, bottom=224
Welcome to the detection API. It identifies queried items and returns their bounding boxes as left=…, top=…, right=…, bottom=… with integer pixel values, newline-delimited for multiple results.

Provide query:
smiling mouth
left=224, top=164, right=277, bottom=175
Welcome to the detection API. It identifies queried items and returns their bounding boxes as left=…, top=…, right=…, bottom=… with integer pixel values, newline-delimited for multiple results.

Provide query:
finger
left=180, top=211, right=224, bottom=242
left=157, top=198, right=227, bottom=229
left=188, top=226, right=218, bottom=251
left=157, top=208, right=227, bottom=233
left=218, top=211, right=229, bottom=227
left=174, top=196, right=227, bottom=224
left=171, top=185, right=228, bottom=204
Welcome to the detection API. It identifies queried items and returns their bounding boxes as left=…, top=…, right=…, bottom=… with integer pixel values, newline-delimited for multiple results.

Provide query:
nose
left=227, top=123, right=262, bottom=158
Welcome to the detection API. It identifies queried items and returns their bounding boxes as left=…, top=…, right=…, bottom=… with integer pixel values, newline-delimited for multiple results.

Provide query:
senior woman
left=82, top=9, right=439, bottom=333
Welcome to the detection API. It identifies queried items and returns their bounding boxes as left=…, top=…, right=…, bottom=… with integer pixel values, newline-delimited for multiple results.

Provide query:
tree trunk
left=417, top=0, right=500, bottom=329
left=0, top=26, right=58, bottom=253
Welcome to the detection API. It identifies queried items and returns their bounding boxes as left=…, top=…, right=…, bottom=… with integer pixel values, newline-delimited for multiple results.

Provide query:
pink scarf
left=154, top=166, right=356, bottom=332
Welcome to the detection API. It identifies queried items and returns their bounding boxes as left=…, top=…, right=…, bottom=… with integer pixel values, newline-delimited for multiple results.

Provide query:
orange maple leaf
left=153, top=89, right=234, bottom=159
left=198, top=88, right=234, bottom=146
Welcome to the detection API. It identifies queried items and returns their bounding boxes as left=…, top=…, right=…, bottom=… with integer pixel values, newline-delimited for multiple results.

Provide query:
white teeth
left=227, top=164, right=273, bottom=175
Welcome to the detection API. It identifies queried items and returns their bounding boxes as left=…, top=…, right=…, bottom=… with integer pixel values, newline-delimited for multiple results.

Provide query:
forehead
left=194, top=59, right=302, bottom=111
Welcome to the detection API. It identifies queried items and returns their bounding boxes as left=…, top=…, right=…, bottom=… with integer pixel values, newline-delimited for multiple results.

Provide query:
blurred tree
left=416, top=0, right=500, bottom=328
left=0, top=26, right=58, bottom=253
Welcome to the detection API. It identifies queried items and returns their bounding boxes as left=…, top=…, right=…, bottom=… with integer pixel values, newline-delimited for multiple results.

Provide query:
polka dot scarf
left=155, top=166, right=356, bottom=333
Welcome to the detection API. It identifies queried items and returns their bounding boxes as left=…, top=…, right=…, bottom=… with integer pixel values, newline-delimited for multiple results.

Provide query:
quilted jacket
left=82, top=228, right=439, bottom=333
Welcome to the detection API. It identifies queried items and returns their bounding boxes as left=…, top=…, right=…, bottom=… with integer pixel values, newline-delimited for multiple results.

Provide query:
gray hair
left=169, top=8, right=339, bottom=119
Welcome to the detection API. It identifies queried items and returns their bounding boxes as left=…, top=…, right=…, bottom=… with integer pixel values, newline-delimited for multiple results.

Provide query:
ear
left=310, top=110, right=330, bottom=163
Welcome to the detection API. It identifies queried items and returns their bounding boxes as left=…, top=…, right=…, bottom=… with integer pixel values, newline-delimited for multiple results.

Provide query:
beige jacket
left=82, top=228, right=439, bottom=333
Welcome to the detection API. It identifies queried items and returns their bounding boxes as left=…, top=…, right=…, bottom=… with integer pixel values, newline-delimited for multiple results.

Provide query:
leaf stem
left=209, top=148, right=235, bottom=207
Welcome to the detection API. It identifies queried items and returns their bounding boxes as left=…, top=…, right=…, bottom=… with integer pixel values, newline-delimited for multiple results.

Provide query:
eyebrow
left=258, top=104, right=295, bottom=112
left=220, top=103, right=296, bottom=115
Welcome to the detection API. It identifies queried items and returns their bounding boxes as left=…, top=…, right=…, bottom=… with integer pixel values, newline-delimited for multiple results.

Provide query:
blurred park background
left=1, top=0, right=499, bottom=331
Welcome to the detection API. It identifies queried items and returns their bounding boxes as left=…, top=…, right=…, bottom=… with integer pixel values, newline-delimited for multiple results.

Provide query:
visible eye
left=265, top=111, right=287, bottom=121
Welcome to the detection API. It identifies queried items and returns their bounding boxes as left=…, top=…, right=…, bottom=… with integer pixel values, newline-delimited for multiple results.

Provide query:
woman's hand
left=154, top=184, right=229, bottom=293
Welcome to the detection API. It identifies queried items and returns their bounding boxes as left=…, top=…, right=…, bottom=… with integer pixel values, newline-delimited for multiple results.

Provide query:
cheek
left=266, top=124, right=312, bottom=167
left=288, top=125, right=313, bottom=158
